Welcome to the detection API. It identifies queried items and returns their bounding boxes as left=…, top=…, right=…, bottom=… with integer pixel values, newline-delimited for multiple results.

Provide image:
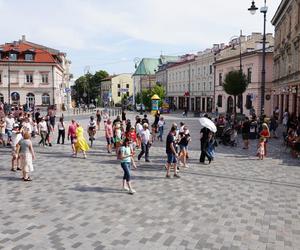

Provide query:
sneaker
left=174, top=174, right=181, bottom=178
left=184, top=164, right=189, bottom=168
left=123, top=187, right=129, bottom=191
left=128, top=189, right=136, bottom=194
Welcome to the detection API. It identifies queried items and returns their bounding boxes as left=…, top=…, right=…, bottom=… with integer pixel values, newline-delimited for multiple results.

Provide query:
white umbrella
left=199, top=117, right=217, bottom=133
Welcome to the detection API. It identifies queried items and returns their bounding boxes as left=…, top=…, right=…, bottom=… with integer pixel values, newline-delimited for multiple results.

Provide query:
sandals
left=23, top=177, right=32, bottom=182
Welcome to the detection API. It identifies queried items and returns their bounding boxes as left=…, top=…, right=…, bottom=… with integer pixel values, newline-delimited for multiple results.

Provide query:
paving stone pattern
left=0, top=113, right=299, bottom=249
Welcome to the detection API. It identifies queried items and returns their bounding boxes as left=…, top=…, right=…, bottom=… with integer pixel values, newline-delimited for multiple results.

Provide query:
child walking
left=257, top=137, right=265, bottom=160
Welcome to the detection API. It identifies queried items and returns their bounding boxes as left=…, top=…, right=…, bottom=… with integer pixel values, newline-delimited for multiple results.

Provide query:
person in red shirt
left=105, top=119, right=114, bottom=153
left=68, top=119, right=77, bottom=156
left=260, top=123, right=270, bottom=156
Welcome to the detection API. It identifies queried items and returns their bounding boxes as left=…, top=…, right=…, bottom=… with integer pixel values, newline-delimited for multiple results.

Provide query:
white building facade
left=165, top=53, right=214, bottom=112
left=0, top=36, right=71, bottom=111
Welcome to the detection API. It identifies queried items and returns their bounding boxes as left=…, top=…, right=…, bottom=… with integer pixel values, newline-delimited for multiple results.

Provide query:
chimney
left=22, top=35, right=26, bottom=42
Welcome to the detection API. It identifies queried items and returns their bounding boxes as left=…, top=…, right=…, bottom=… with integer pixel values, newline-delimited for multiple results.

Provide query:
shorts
left=6, top=129, right=12, bottom=138
left=167, top=153, right=177, bottom=164
left=106, top=137, right=114, bottom=145
left=70, top=135, right=75, bottom=144
left=242, top=133, right=249, bottom=140
left=179, top=145, right=187, bottom=151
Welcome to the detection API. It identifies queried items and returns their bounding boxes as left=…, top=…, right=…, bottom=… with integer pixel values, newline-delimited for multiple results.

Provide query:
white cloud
left=0, top=0, right=281, bottom=50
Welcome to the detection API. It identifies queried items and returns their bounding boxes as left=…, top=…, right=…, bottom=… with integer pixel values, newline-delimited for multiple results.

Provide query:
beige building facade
left=214, top=33, right=274, bottom=116
left=101, top=74, right=133, bottom=106
left=272, top=0, right=300, bottom=117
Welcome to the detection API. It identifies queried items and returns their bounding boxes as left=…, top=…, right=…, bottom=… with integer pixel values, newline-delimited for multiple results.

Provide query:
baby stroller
left=216, top=124, right=225, bottom=138
left=219, top=124, right=237, bottom=147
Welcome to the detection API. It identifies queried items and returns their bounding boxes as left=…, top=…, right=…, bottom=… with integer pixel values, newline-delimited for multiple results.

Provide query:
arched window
left=26, top=93, right=35, bottom=108
left=11, top=92, right=20, bottom=105
left=0, top=93, right=4, bottom=103
left=42, top=93, right=50, bottom=106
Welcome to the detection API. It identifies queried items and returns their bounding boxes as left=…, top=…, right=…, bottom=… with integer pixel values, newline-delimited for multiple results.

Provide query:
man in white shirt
left=137, top=123, right=152, bottom=162
left=11, top=124, right=23, bottom=171
left=38, top=117, right=48, bottom=146
left=5, top=113, right=15, bottom=145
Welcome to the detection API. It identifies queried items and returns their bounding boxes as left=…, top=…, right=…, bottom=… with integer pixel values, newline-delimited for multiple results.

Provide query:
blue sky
left=0, top=0, right=281, bottom=80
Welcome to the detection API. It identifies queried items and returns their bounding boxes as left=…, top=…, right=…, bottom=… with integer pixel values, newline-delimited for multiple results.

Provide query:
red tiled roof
left=0, top=41, right=60, bottom=63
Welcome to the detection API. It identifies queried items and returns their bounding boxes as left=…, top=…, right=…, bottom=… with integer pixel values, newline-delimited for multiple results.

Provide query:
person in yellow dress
left=74, top=123, right=89, bottom=158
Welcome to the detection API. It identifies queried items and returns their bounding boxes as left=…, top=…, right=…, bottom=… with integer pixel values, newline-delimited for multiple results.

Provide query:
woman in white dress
left=17, top=132, right=35, bottom=181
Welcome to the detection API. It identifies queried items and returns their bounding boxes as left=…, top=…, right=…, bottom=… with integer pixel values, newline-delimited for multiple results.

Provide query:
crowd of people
left=214, top=107, right=300, bottom=160
left=1, top=102, right=299, bottom=192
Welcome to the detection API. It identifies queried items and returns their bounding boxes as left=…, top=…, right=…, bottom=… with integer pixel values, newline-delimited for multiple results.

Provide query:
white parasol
left=199, top=117, right=217, bottom=133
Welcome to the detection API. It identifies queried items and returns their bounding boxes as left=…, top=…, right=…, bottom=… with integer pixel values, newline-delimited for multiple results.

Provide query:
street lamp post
left=248, top=0, right=268, bottom=116
left=6, top=56, right=11, bottom=106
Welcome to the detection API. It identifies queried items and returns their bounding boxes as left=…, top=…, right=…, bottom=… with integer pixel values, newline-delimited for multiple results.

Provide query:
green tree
left=223, top=70, right=248, bottom=115
left=150, top=84, right=166, bottom=107
left=72, top=70, right=109, bottom=106
left=135, top=92, right=141, bottom=104
left=142, top=89, right=152, bottom=109
left=92, top=70, right=109, bottom=105
left=137, top=84, right=166, bottom=110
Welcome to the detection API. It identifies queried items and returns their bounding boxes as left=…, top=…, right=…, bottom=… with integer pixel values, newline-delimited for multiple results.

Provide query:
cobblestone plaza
left=0, top=113, right=299, bottom=250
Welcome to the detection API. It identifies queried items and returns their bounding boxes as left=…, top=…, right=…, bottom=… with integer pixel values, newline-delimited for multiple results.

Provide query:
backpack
left=117, top=147, right=123, bottom=160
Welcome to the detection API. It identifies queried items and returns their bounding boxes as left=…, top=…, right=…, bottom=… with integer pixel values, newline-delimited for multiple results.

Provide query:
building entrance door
left=202, top=98, right=205, bottom=112
left=191, top=98, right=195, bottom=111
left=26, top=93, right=35, bottom=109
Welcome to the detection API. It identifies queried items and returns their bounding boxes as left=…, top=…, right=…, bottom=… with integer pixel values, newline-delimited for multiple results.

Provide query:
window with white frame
left=25, top=54, right=33, bottom=61
left=219, top=73, right=223, bottom=85
left=42, top=93, right=50, bottom=105
left=41, top=73, right=48, bottom=84
left=247, top=68, right=252, bottom=83
left=25, top=74, right=33, bottom=83
left=9, top=53, right=17, bottom=61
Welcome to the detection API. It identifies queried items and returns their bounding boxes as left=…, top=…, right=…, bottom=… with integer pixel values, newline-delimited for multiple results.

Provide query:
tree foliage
left=223, top=70, right=248, bottom=114
left=137, top=84, right=166, bottom=109
left=72, top=70, right=109, bottom=106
